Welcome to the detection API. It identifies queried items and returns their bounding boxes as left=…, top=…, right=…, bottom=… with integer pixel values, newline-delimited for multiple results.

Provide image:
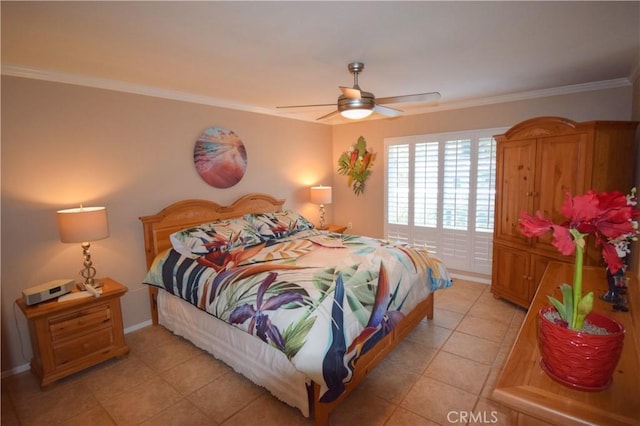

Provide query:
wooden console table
left=493, top=262, right=640, bottom=425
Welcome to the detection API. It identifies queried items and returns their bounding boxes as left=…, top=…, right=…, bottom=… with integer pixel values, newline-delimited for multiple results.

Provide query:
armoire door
left=533, top=133, right=588, bottom=256
left=494, top=139, right=535, bottom=245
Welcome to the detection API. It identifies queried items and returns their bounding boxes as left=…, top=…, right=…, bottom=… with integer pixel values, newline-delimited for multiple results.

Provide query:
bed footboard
left=308, top=292, right=434, bottom=426
left=140, top=194, right=440, bottom=425
left=147, top=286, right=434, bottom=425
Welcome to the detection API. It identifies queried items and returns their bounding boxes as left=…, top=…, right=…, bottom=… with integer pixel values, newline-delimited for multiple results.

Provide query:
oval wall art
left=193, top=126, right=248, bottom=188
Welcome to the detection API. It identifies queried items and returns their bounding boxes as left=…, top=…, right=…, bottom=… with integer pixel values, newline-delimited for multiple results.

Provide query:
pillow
left=169, top=217, right=264, bottom=258
left=244, top=210, right=314, bottom=240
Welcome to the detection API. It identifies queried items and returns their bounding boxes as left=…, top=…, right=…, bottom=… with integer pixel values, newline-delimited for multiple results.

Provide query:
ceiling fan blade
left=376, top=92, right=441, bottom=105
left=316, top=110, right=340, bottom=120
left=277, top=103, right=336, bottom=109
left=339, top=86, right=361, bottom=99
left=373, top=104, right=403, bottom=117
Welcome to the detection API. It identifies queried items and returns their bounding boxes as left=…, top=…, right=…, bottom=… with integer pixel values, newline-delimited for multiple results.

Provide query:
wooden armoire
left=491, top=116, right=638, bottom=308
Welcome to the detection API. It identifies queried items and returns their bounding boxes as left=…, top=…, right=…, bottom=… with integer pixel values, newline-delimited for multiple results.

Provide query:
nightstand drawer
left=49, top=303, right=111, bottom=340
left=52, top=327, right=114, bottom=366
left=16, top=277, right=129, bottom=386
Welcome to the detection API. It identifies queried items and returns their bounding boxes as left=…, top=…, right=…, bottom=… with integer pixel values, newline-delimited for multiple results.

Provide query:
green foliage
left=337, top=136, right=376, bottom=196
left=311, top=264, right=379, bottom=327
left=282, top=316, right=316, bottom=360
left=547, top=283, right=594, bottom=331
left=547, top=283, right=573, bottom=326
left=575, top=291, right=594, bottom=330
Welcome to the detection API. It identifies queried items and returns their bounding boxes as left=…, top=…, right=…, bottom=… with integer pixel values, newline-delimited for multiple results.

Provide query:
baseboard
left=1, top=363, right=30, bottom=379
left=124, top=319, right=152, bottom=334
left=450, top=271, right=491, bottom=285
left=1, top=319, right=154, bottom=379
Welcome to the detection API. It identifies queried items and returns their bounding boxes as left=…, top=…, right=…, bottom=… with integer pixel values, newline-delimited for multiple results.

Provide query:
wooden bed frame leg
left=426, top=291, right=434, bottom=319
left=314, top=407, right=329, bottom=426
left=310, top=383, right=330, bottom=426
left=307, top=292, right=436, bottom=425
left=149, top=286, right=159, bottom=325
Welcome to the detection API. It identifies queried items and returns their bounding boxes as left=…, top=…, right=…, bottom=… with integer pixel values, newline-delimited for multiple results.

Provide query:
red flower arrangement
left=519, top=189, right=639, bottom=330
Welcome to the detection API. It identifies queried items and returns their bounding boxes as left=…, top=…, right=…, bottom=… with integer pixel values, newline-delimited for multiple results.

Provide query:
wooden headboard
left=139, top=193, right=285, bottom=269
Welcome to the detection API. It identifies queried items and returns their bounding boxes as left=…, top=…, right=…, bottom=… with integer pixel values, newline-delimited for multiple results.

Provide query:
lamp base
left=80, top=242, right=103, bottom=289
left=319, top=204, right=326, bottom=230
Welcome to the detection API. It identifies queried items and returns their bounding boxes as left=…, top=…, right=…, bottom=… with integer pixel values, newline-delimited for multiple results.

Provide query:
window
left=385, top=128, right=503, bottom=274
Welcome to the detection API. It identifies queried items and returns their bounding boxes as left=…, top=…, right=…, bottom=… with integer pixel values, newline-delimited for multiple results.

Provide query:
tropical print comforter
left=143, top=229, right=452, bottom=401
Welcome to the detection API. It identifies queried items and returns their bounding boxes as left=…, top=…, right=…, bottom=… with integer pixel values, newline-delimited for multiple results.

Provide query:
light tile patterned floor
left=1, top=279, right=527, bottom=425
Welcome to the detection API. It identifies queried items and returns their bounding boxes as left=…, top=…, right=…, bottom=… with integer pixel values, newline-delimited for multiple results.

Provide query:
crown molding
left=1, top=63, right=633, bottom=123
left=1, top=63, right=277, bottom=117
left=410, top=78, right=632, bottom=115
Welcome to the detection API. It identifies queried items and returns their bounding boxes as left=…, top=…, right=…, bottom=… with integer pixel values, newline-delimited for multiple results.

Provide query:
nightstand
left=325, top=224, right=347, bottom=234
left=16, top=277, right=129, bottom=386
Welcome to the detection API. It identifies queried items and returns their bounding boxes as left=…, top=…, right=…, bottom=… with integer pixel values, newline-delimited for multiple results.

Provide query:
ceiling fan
left=277, top=62, right=441, bottom=120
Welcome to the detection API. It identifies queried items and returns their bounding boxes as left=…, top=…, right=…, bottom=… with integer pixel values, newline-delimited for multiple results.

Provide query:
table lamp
left=57, top=206, right=109, bottom=288
left=310, top=186, right=332, bottom=230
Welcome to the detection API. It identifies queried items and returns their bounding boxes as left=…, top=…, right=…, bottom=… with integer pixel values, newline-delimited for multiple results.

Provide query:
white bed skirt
left=157, top=288, right=310, bottom=417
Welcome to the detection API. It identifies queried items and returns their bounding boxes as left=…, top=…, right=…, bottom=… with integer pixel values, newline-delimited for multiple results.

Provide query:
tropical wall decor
left=337, top=136, right=376, bottom=196
left=194, top=126, right=248, bottom=188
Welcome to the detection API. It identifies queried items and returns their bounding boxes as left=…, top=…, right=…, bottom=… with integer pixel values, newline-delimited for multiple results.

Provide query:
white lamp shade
left=341, top=109, right=373, bottom=120
left=310, top=186, right=332, bottom=205
left=57, top=206, right=110, bottom=243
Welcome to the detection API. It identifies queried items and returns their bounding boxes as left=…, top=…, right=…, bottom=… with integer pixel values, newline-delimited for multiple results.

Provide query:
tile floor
left=1, top=279, right=528, bottom=425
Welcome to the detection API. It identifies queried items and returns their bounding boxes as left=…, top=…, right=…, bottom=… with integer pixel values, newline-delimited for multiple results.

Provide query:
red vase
left=537, top=306, right=625, bottom=391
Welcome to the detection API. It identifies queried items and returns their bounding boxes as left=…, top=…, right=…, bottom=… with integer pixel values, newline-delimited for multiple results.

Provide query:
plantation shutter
left=385, top=129, right=503, bottom=275
left=386, top=143, right=410, bottom=243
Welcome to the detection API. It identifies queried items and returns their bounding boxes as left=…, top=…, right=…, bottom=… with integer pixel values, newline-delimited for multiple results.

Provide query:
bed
left=139, top=193, right=452, bottom=425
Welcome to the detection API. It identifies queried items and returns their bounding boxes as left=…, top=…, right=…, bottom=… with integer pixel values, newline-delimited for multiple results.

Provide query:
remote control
left=58, top=291, right=92, bottom=302
left=84, top=284, right=102, bottom=297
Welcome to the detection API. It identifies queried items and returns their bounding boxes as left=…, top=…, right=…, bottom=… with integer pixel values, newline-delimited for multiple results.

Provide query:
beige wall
left=1, top=76, right=635, bottom=374
left=331, top=87, right=635, bottom=238
left=0, top=76, right=332, bottom=372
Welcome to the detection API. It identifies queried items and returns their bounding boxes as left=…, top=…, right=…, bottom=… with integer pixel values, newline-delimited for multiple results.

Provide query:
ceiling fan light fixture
left=341, top=108, right=373, bottom=119
left=278, top=62, right=440, bottom=121
left=338, top=92, right=375, bottom=120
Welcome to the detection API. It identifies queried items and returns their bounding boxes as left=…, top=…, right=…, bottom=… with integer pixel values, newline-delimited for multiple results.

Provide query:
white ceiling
left=2, top=1, right=639, bottom=124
